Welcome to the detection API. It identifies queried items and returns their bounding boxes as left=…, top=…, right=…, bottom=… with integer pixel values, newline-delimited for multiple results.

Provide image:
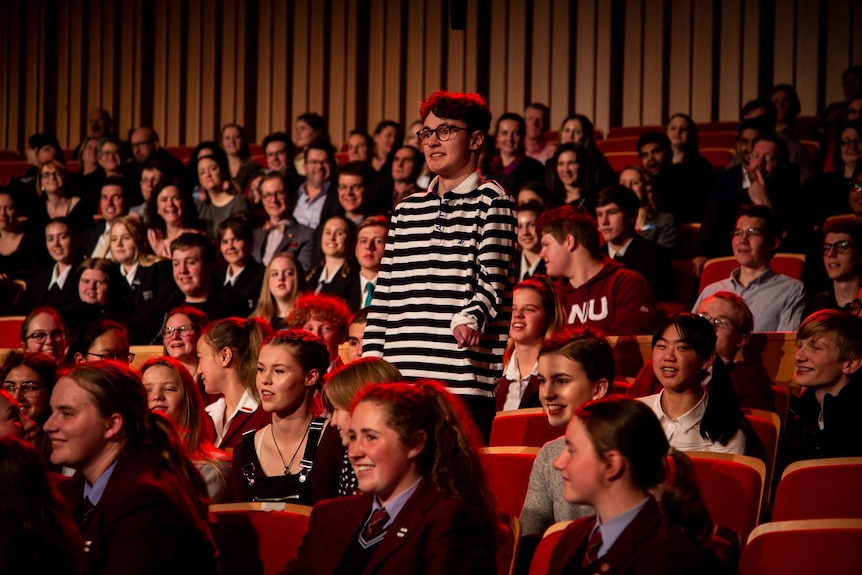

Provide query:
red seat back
left=490, top=408, right=561, bottom=448
left=688, top=453, right=764, bottom=541
left=528, top=526, right=568, bottom=575
left=480, top=448, right=539, bottom=518
left=209, top=506, right=311, bottom=575
left=772, top=458, right=862, bottom=521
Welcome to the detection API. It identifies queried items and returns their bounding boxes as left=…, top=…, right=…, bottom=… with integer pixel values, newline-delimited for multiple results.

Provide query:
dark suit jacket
left=547, top=498, right=708, bottom=575
left=306, top=259, right=360, bottom=307
left=281, top=479, right=496, bottom=574
left=55, top=448, right=219, bottom=575
left=130, top=260, right=178, bottom=311
left=252, top=221, right=317, bottom=273
left=605, top=234, right=673, bottom=302
left=495, top=374, right=542, bottom=411
left=220, top=259, right=265, bottom=316
left=514, top=255, right=546, bottom=283
left=24, top=264, right=79, bottom=313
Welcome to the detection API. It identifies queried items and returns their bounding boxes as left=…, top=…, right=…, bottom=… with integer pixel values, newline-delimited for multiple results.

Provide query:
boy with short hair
left=787, top=309, right=862, bottom=461
left=362, top=90, right=517, bottom=437
left=537, top=204, right=656, bottom=335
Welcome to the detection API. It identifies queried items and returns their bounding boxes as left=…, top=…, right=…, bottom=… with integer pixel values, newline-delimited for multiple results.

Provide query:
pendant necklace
left=271, top=417, right=312, bottom=476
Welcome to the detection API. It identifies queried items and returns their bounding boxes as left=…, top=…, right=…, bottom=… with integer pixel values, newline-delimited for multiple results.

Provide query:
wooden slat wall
left=2, top=0, right=862, bottom=155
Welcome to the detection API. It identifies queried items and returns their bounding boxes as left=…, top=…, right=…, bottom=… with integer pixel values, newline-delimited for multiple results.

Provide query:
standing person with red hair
left=362, top=91, right=517, bottom=440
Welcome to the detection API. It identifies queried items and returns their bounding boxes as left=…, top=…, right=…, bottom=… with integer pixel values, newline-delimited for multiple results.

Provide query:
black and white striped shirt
left=362, top=171, right=516, bottom=396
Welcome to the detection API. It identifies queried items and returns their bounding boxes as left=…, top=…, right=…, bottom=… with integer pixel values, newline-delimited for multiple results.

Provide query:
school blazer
left=281, top=479, right=496, bottom=575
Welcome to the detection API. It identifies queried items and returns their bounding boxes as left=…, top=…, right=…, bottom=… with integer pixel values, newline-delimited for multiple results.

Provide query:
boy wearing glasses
left=693, top=204, right=806, bottom=332
left=362, top=90, right=516, bottom=439
left=806, top=219, right=862, bottom=316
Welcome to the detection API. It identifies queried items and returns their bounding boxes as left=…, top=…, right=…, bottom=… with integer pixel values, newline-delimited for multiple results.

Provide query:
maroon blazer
left=547, top=498, right=709, bottom=575
left=55, top=447, right=219, bottom=575
left=495, top=374, right=542, bottom=411
left=219, top=403, right=271, bottom=450
left=281, top=478, right=496, bottom=575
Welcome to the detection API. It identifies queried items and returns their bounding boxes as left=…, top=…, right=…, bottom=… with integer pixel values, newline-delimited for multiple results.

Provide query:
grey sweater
left=519, top=437, right=595, bottom=536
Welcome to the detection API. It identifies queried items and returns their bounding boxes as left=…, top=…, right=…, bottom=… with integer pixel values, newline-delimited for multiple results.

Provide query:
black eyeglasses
left=162, top=325, right=195, bottom=338
left=732, top=228, right=764, bottom=239
left=823, top=240, right=857, bottom=255
left=3, top=381, right=46, bottom=395
left=87, top=352, right=135, bottom=364
left=415, top=124, right=467, bottom=143
left=697, top=313, right=736, bottom=330
left=25, top=330, right=66, bottom=344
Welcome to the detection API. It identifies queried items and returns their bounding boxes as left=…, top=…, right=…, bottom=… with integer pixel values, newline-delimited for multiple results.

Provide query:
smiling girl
left=497, top=276, right=563, bottom=411
left=284, top=380, right=497, bottom=574
left=520, top=327, right=612, bottom=538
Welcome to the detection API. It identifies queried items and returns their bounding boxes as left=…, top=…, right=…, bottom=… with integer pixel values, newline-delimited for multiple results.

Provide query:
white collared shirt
left=607, top=236, right=634, bottom=259
left=315, top=263, right=343, bottom=294
left=205, top=389, right=260, bottom=448
left=518, top=252, right=542, bottom=282
left=50, top=263, right=72, bottom=290
left=121, top=262, right=139, bottom=286
left=639, top=391, right=746, bottom=454
left=224, top=265, right=245, bottom=287
left=502, top=348, right=538, bottom=411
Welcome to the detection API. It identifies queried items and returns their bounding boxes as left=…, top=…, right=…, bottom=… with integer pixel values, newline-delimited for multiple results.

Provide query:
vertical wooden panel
left=530, top=0, right=552, bottom=107
left=740, top=0, right=760, bottom=104
left=328, top=0, right=348, bottom=143
left=547, top=0, right=572, bottom=124
left=690, top=0, right=713, bottom=122
left=291, top=0, right=310, bottom=119
left=405, top=0, right=425, bottom=123
left=101, top=0, right=115, bottom=126
left=56, top=0, right=71, bottom=146
left=185, top=0, right=202, bottom=143
left=667, top=0, right=692, bottom=117
left=69, top=0, right=83, bottom=146
left=446, top=7, right=466, bottom=94
left=772, top=0, right=795, bottom=85
left=118, top=1, right=136, bottom=136
left=718, top=0, right=742, bottom=120
left=795, top=0, right=819, bottom=115
left=825, top=0, right=851, bottom=106
left=506, top=0, right=527, bottom=114
left=165, top=0, right=183, bottom=144
left=270, top=0, right=289, bottom=131
left=383, top=0, right=403, bottom=121
left=593, top=0, right=613, bottom=134
left=463, top=0, right=479, bottom=95
left=423, top=0, right=443, bottom=103
left=573, top=0, right=594, bottom=121
left=640, top=0, right=664, bottom=124
left=200, top=0, right=217, bottom=140
left=487, top=0, right=507, bottom=118
left=367, top=0, right=386, bottom=125
left=25, top=0, right=42, bottom=137
left=257, top=0, right=273, bottom=134
left=0, top=1, right=12, bottom=150
left=622, top=0, right=644, bottom=126
left=343, top=0, right=358, bottom=133
left=220, top=0, right=238, bottom=124
left=153, top=0, right=168, bottom=142
left=307, top=0, right=326, bottom=117
left=234, top=0, right=246, bottom=129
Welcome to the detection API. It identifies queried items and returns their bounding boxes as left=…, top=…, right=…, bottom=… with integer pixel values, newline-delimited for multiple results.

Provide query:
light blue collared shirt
left=293, top=181, right=331, bottom=229
left=83, top=460, right=119, bottom=506
left=594, top=497, right=650, bottom=559
left=367, top=477, right=423, bottom=531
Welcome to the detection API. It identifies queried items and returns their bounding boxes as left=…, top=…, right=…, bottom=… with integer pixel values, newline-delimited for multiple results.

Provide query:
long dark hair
left=652, top=314, right=744, bottom=445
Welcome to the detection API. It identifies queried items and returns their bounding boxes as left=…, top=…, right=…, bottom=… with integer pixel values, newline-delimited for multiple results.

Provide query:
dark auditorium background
left=1, top=0, right=861, bottom=152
